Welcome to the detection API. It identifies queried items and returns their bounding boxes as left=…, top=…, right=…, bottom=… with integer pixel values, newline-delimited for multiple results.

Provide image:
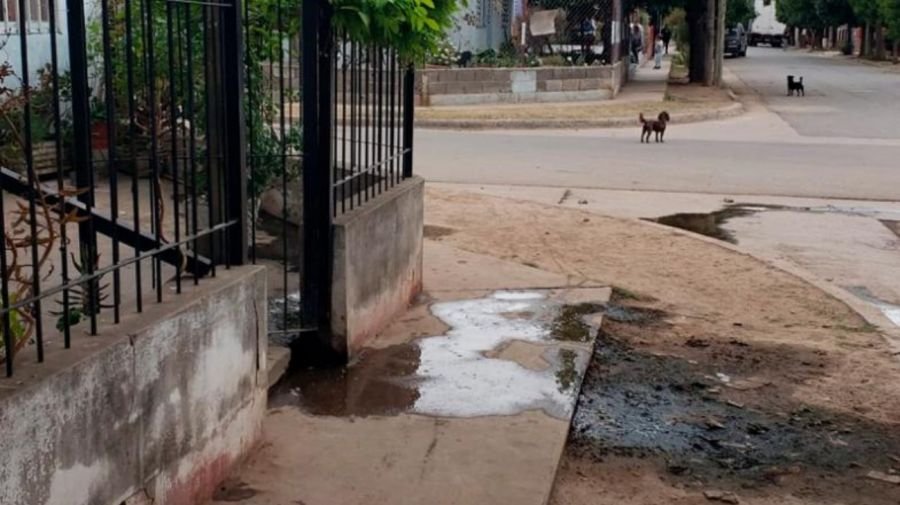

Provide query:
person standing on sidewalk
left=661, top=25, right=671, bottom=54
left=654, top=37, right=664, bottom=69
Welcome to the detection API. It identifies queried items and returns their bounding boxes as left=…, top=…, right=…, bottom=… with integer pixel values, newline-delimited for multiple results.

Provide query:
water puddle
left=273, top=290, right=603, bottom=419
left=652, top=203, right=900, bottom=245
left=652, top=207, right=756, bottom=244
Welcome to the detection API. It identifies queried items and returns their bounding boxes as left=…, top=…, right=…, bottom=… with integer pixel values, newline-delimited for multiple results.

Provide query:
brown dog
left=639, top=111, right=671, bottom=143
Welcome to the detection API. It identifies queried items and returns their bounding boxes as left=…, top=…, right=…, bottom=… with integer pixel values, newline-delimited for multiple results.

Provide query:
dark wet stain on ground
left=424, top=224, right=457, bottom=240
left=601, top=303, right=666, bottom=325
left=556, top=348, right=579, bottom=393
left=213, top=481, right=258, bottom=501
left=551, top=303, right=604, bottom=342
left=270, top=343, right=421, bottom=417
left=569, top=307, right=900, bottom=502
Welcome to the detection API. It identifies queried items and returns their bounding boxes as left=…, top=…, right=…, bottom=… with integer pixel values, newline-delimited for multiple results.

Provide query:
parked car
left=725, top=24, right=748, bottom=57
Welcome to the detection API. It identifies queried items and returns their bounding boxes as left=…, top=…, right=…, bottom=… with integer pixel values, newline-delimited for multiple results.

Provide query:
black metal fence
left=0, top=0, right=415, bottom=375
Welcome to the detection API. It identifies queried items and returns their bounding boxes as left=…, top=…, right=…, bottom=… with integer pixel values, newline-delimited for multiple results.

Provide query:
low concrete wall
left=419, top=61, right=626, bottom=106
left=0, top=267, right=268, bottom=505
left=331, top=177, right=424, bottom=357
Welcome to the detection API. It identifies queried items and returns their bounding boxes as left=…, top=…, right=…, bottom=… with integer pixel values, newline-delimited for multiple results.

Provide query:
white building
left=1, top=0, right=70, bottom=87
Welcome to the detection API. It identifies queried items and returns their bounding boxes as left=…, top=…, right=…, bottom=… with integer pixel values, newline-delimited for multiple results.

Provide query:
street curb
left=416, top=101, right=744, bottom=130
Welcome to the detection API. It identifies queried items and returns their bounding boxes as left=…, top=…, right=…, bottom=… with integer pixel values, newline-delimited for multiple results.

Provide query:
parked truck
left=749, top=0, right=786, bottom=47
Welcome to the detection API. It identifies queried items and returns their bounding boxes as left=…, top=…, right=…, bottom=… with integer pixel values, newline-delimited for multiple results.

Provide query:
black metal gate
left=0, top=0, right=415, bottom=375
left=248, top=0, right=416, bottom=349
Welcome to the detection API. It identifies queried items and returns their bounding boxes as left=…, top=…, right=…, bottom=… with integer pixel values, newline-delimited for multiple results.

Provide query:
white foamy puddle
left=412, top=291, right=582, bottom=419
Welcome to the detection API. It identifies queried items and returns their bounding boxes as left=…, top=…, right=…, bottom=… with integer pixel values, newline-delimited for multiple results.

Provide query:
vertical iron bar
left=222, top=0, right=247, bottom=265
left=1, top=193, right=13, bottom=376
left=202, top=5, right=216, bottom=277
left=244, top=0, right=256, bottom=265
left=100, top=0, right=122, bottom=322
left=388, top=49, right=396, bottom=186
left=376, top=48, right=383, bottom=193
left=301, top=0, right=334, bottom=346
left=166, top=0, right=182, bottom=293
left=364, top=45, right=370, bottom=204
left=125, top=0, right=143, bottom=313
left=278, top=0, right=288, bottom=331
left=339, top=37, right=346, bottom=216
left=19, top=0, right=44, bottom=363
left=144, top=0, right=163, bottom=303
left=402, top=64, right=414, bottom=179
left=48, top=0, right=71, bottom=347
left=66, top=0, right=98, bottom=335
left=186, top=3, right=200, bottom=284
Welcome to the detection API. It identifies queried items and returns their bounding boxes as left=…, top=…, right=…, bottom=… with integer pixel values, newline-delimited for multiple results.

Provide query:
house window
left=2, top=0, right=54, bottom=33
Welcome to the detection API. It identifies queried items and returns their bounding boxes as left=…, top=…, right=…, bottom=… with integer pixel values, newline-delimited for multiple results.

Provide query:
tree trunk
left=894, top=40, right=899, bottom=63
left=875, top=24, right=886, bottom=60
left=714, top=0, right=725, bottom=85
left=686, top=0, right=707, bottom=82
left=864, top=23, right=871, bottom=57
left=703, top=0, right=715, bottom=85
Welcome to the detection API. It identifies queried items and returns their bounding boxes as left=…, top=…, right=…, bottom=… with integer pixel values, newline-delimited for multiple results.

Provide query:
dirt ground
left=416, top=99, right=728, bottom=123
left=424, top=187, right=900, bottom=505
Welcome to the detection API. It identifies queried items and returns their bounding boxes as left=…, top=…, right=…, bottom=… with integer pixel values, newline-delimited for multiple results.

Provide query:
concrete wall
left=0, top=267, right=268, bottom=505
left=331, top=177, right=424, bottom=357
left=418, top=62, right=626, bottom=106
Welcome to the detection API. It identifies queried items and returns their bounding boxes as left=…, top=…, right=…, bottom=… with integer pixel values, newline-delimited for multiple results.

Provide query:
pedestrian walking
left=631, top=24, right=643, bottom=64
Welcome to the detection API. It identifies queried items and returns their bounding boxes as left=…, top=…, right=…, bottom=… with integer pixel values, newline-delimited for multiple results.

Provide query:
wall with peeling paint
left=0, top=267, right=268, bottom=505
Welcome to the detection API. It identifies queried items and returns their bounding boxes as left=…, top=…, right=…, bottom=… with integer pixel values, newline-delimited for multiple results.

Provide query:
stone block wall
left=418, top=61, right=626, bottom=105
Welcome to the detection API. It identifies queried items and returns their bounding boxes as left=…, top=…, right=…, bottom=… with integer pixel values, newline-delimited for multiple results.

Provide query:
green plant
left=664, top=8, right=690, bottom=64
left=726, top=0, right=757, bottom=28
left=540, top=54, right=568, bottom=66
left=428, top=39, right=459, bottom=65
left=332, top=0, right=463, bottom=61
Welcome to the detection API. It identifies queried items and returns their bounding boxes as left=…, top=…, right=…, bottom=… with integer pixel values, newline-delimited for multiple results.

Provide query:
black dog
left=457, top=51, right=473, bottom=68
left=639, top=111, right=671, bottom=143
left=787, top=75, right=805, bottom=96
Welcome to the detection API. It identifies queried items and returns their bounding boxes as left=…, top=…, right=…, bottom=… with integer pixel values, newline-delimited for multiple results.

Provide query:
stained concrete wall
left=0, top=267, right=268, bottom=505
left=331, top=177, right=424, bottom=357
left=418, top=62, right=627, bottom=106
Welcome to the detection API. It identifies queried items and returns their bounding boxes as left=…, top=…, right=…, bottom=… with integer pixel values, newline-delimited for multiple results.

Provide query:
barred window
left=1, top=0, right=54, bottom=33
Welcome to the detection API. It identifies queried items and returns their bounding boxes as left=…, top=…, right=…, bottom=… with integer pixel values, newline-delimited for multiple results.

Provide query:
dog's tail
left=639, top=113, right=646, bottom=124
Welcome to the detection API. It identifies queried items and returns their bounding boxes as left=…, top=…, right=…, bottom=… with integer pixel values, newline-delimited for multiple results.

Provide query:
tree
left=849, top=0, right=881, bottom=56
left=726, top=0, right=756, bottom=28
left=879, top=0, right=900, bottom=61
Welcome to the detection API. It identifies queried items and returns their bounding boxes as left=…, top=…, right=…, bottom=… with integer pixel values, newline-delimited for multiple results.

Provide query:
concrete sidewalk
left=212, top=241, right=611, bottom=505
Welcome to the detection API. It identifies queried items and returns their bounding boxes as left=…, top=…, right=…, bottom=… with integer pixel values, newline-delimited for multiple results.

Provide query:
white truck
left=749, top=0, right=786, bottom=47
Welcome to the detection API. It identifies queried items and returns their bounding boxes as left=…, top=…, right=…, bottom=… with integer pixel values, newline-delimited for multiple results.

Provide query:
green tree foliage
left=332, top=0, right=461, bottom=60
left=880, top=0, right=900, bottom=39
left=726, top=0, right=756, bottom=27
left=815, top=0, right=857, bottom=26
